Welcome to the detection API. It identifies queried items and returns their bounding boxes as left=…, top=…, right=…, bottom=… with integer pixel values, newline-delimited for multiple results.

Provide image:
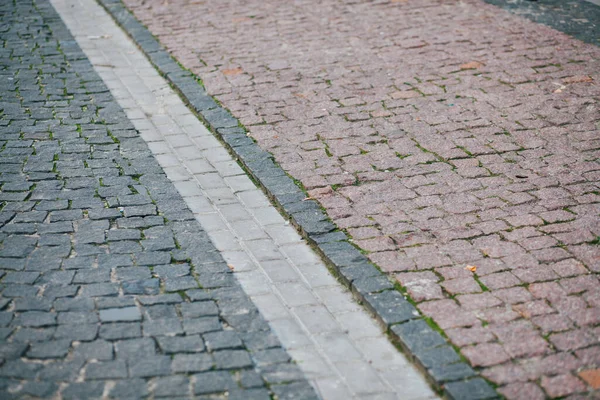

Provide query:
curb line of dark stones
left=96, top=0, right=500, bottom=398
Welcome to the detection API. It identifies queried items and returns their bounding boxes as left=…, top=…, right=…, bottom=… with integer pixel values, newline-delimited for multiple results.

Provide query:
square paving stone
left=99, top=306, right=141, bottom=322
left=75, top=340, right=114, bottom=361
left=57, top=311, right=99, bottom=325
left=152, top=375, right=190, bottom=397
left=122, top=279, right=160, bottom=295
left=54, top=323, right=98, bottom=341
left=85, top=360, right=127, bottom=380
left=164, top=276, right=198, bottom=291
left=114, top=266, right=152, bottom=281
left=115, top=338, right=156, bottom=360
left=129, top=355, right=172, bottom=377
left=13, top=297, right=52, bottom=312
left=414, top=345, right=462, bottom=369
left=183, top=317, right=222, bottom=334
left=179, top=301, right=218, bottom=318
left=27, top=339, right=71, bottom=359
left=0, top=342, right=28, bottom=360
left=100, top=323, right=141, bottom=340
left=152, top=263, right=190, bottom=278
left=143, top=305, right=178, bottom=320
left=95, top=297, right=136, bottom=309
left=54, top=298, right=94, bottom=311
left=19, top=381, right=58, bottom=398
left=109, top=379, right=149, bottom=399
left=193, top=370, right=236, bottom=395
left=0, top=360, right=42, bottom=379
left=142, top=318, right=183, bottom=336
left=157, top=335, right=205, bottom=354
left=204, top=331, right=243, bottom=351
left=61, top=382, right=105, bottom=400
left=15, top=311, right=56, bottom=327
left=429, top=362, right=477, bottom=383
left=172, top=353, right=214, bottom=373
left=213, top=349, right=253, bottom=369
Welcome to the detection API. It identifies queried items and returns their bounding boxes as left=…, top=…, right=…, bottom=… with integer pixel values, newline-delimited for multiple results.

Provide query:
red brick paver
left=122, top=0, right=600, bottom=397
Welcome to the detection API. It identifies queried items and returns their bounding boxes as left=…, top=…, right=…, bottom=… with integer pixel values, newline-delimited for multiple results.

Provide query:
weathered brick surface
left=120, top=0, right=599, bottom=397
left=0, top=1, right=315, bottom=398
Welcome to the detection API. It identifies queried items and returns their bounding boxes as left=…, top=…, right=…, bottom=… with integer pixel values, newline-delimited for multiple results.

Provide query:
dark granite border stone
left=95, top=0, right=500, bottom=398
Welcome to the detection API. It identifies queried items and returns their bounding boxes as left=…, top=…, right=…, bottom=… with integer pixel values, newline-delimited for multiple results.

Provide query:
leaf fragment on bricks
left=465, top=265, right=477, bottom=272
left=222, top=68, right=243, bottom=76
left=460, top=61, right=484, bottom=70
left=563, top=75, right=593, bottom=84
left=552, top=82, right=567, bottom=93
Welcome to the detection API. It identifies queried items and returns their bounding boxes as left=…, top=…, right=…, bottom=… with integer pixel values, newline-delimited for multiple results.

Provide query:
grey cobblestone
left=0, top=0, right=315, bottom=398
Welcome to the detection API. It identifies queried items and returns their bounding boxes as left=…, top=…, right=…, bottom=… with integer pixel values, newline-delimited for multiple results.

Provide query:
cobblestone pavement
left=116, top=0, right=600, bottom=398
left=0, top=1, right=320, bottom=398
left=49, top=0, right=439, bottom=398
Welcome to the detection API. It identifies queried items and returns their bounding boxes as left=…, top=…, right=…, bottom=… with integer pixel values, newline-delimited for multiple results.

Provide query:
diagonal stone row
left=0, top=1, right=316, bottom=399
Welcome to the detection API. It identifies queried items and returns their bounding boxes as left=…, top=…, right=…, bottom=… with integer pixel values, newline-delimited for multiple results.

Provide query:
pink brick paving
left=121, top=0, right=600, bottom=397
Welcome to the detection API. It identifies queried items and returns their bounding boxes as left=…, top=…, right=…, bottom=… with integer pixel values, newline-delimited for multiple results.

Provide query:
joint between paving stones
left=96, top=0, right=501, bottom=398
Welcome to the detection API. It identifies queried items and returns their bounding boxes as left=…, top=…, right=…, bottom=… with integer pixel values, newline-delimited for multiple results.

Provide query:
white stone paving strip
left=51, top=0, right=439, bottom=398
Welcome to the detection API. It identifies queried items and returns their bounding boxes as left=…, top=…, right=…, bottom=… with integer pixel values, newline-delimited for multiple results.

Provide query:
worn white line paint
left=51, top=0, right=438, bottom=398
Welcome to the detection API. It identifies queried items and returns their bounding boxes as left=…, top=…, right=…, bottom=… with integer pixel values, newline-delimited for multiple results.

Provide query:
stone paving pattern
left=52, top=0, right=440, bottom=396
left=98, top=1, right=496, bottom=398
left=118, top=0, right=600, bottom=398
left=0, top=1, right=318, bottom=398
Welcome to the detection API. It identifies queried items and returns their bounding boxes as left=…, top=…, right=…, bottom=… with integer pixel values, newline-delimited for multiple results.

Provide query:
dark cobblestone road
left=0, top=1, right=316, bottom=398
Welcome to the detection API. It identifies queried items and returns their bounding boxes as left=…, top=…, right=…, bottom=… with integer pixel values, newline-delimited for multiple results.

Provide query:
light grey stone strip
left=50, top=0, right=438, bottom=398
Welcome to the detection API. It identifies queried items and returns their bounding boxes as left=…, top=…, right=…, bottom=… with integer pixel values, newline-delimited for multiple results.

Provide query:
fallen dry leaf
left=552, top=82, right=566, bottom=93
left=307, top=186, right=334, bottom=198
left=222, top=68, right=243, bottom=76
left=563, top=75, right=593, bottom=84
left=578, top=369, right=600, bottom=390
left=460, top=61, right=484, bottom=70
left=465, top=265, right=477, bottom=273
